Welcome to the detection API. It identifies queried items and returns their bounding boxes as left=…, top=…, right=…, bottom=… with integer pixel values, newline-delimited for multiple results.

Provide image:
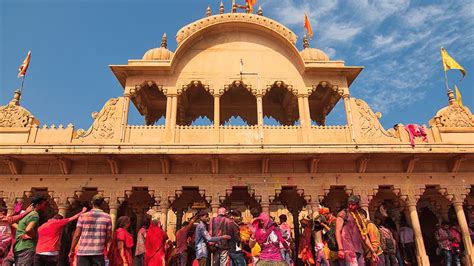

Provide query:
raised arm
left=67, top=207, right=87, bottom=223
left=2, top=204, right=33, bottom=224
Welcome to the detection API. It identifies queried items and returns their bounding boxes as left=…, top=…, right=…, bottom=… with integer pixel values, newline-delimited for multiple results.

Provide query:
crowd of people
left=0, top=193, right=473, bottom=266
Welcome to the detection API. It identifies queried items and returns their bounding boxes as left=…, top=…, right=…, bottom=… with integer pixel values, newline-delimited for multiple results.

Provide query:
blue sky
left=1, top=0, right=473, bottom=130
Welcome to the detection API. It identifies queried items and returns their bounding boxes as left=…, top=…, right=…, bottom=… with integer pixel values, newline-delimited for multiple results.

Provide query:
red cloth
left=108, top=228, right=134, bottom=266
left=404, top=124, right=428, bottom=146
left=36, top=218, right=70, bottom=253
left=145, top=222, right=168, bottom=266
left=298, top=226, right=315, bottom=265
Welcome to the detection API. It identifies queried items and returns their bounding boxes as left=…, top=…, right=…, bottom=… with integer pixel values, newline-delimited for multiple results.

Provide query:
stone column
left=297, top=95, right=307, bottom=129
left=109, top=203, right=121, bottom=231
left=341, top=91, right=356, bottom=142
left=302, top=95, right=311, bottom=126
left=120, top=92, right=131, bottom=142
left=160, top=201, right=170, bottom=231
left=167, top=94, right=178, bottom=142
left=210, top=202, right=220, bottom=218
left=213, top=94, right=220, bottom=128
left=406, top=200, right=430, bottom=266
left=453, top=201, right=474, bottom=264
left=58, top=203, right=70, bottom=218
left=256, top=94, right=263, bottom=127
left=165, top=95, right=173, bottom=128
left=260, top=200, right=270, bottom=214
left=443, top=186, right=473, bottom=265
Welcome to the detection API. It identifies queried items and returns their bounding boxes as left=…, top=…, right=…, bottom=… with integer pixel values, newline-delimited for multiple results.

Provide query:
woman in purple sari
left=249, top=212, right=289, bottom=266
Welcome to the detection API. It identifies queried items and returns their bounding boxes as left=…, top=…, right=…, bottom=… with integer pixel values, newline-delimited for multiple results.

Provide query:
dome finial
left=447, top=89, right=456, bottom=105
left=206, top=5, right=211, bottom=17
left=161, top=33, right=167, bottom=48
left=257, top=6, right=263, bottom=16
left=245, top=1, right=250, bottom=13
left=303, top=35, right=309, bottom=49
left=9, top=89, right=21, bottom=106
left=219, top=1, right=224, bottom=14
left=232, top=0, right=237, bottom=13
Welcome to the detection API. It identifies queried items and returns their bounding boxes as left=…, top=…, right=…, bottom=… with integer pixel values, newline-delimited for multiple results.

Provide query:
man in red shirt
left=34, top=207, right=86, bottom=265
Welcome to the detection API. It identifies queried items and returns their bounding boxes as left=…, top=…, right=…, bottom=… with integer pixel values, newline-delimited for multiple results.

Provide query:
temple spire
left=257, top=6, right=263, bottom=16
left=206, top=5, right=211, bottom=17
left=303, top=35, right=310, bottom=49
left=219, top=1, right=224, bottom=14
left=161, top=33, right=167, bottom=48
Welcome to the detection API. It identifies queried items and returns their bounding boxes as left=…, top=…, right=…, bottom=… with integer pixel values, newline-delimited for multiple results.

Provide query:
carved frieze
left=0, top=100, right=39, bottom=128
left=431, top=104, right=474, bottom=127
left=352, top=98, right=396, bottom=141
left=76, top=98, right=120, bottom=139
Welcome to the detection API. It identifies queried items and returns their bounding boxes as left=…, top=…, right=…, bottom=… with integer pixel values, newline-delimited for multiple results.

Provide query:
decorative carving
left=430, top=104, right=474, bottom=128
left=176, top=13, right=297, bottom=46
left=76, top=98, right=119, bottom=139
left=0, top=91, right=39, bottom=128
left=353, top=98, right=396, bottom=141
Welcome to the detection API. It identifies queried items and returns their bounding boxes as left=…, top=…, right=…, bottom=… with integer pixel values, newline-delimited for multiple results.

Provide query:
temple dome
left=142, top=33, right=174, bottom=60
left=299, top=37, right=329, bottom=61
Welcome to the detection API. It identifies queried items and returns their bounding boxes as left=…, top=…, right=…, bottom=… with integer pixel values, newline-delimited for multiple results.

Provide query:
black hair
left=31, top=195, right=48, bottom=206
left=279, top=214, right=287, bottom=222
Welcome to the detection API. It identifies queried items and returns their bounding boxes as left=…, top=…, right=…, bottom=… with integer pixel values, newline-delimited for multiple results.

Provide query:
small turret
left=257, top=6, right=263, bottom=16
left=219, top=1, right=224, bottom=14
left=206, top=5, right=211, bottom=17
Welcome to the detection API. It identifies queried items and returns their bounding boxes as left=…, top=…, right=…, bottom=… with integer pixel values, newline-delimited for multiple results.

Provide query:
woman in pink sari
left=145, top=217, right=168, bottom=266
left=108, top=216, right=134, bottom=266
left=249, top=212, right=289, bottom=266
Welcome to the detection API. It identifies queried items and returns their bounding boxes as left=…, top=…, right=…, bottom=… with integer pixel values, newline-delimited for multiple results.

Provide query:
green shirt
left=14, top=211, right=39, bottom=252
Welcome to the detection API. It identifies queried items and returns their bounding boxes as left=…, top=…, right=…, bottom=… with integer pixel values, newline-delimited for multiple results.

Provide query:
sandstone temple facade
left=1, top=6, right=474, bottom=266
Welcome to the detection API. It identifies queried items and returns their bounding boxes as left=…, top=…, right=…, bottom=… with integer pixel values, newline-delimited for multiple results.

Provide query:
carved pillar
left=442, top=186, right=473, bottom=265
left=210, top=201, right=220, bottom=218
left=256, top=94, right=263, bottom=127
left=341, top=90, right=356, bottom=142
left=120, top=92, right=131, bottom=142
left=396, top=186, right=430, bottom=266
left=302, top=94, right=311, bottom=127
left=165, top=95, right=173, bottom=128
left=214, top=94, right=220, bottom=128
left=297, top=95, right=307, bottom=128
left=159, top=201, right=170, bottom=231
left=260, top=200, right=270, bottom=214
left=109, top=202, right=121, bottom=231
left=167, top=94, right=178, bottom=142
left=297, top=94, right=310, bottom=142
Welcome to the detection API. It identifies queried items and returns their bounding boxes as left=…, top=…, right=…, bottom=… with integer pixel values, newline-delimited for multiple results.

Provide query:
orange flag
left=304, top=13, right=313, bottom=39
left=18, top=51, right=31, bottom=78
left=246, top=0, right=257, bottom=12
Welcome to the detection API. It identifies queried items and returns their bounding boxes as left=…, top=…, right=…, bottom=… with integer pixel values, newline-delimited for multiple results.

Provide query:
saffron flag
left=246, top=0, right=256, bottom=12
left=455, top=85, right=463, bottom=107
left=304, top=13, right=313, bottom=39
left=441, top=47, right=466, bottom=77
left=18, top=51, right=31, bottom=79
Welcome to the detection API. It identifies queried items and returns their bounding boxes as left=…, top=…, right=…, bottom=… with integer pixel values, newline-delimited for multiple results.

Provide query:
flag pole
left=441, top=47, right=450, bottom=92
left=19, top=74, right=27, bottom=93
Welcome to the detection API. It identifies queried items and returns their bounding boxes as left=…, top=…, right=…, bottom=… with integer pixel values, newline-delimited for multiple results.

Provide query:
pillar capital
left=393, top=185, right=425, bottom=206
left=346, top=185, right=378, bottom=206
left=439, top=185, right=470, bottom=204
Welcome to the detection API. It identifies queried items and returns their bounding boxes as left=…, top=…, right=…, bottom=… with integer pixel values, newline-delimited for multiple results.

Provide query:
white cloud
left=325, top=47, right=336, bottom=58
left=322, top=22, right=363, bottom=42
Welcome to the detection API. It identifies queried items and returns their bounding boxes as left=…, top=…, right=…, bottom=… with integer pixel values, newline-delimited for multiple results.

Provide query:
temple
left=1, top=4, right=473, bottom=265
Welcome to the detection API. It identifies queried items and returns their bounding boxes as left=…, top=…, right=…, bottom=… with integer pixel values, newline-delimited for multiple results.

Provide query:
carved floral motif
left=353, top=98, right=396, bottom=141
left=76, top=98, right=119, bottom=139
left=432, top=104, right=474, bottom=127
left=0, top=103, right=38, bottom=128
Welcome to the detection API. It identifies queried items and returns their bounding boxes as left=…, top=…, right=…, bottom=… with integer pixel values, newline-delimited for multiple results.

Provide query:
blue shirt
left=194, top=221, right=223, bottom=259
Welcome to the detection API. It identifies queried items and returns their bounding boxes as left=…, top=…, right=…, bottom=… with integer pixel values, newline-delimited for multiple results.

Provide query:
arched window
left=220, top=81, right=257, bottom=126
left=308, top=81, right=342, bottom=126
left=177, top=81, right=214, bottom=126
left=263, top=81, right=299, bottom=126
left=129, top=81, right=167, bottom=126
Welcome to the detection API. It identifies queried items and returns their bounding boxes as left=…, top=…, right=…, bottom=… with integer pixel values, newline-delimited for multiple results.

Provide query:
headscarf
left=145, top=219, right=168, bottom=265
left=252, top=213, right=288, bottom=249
